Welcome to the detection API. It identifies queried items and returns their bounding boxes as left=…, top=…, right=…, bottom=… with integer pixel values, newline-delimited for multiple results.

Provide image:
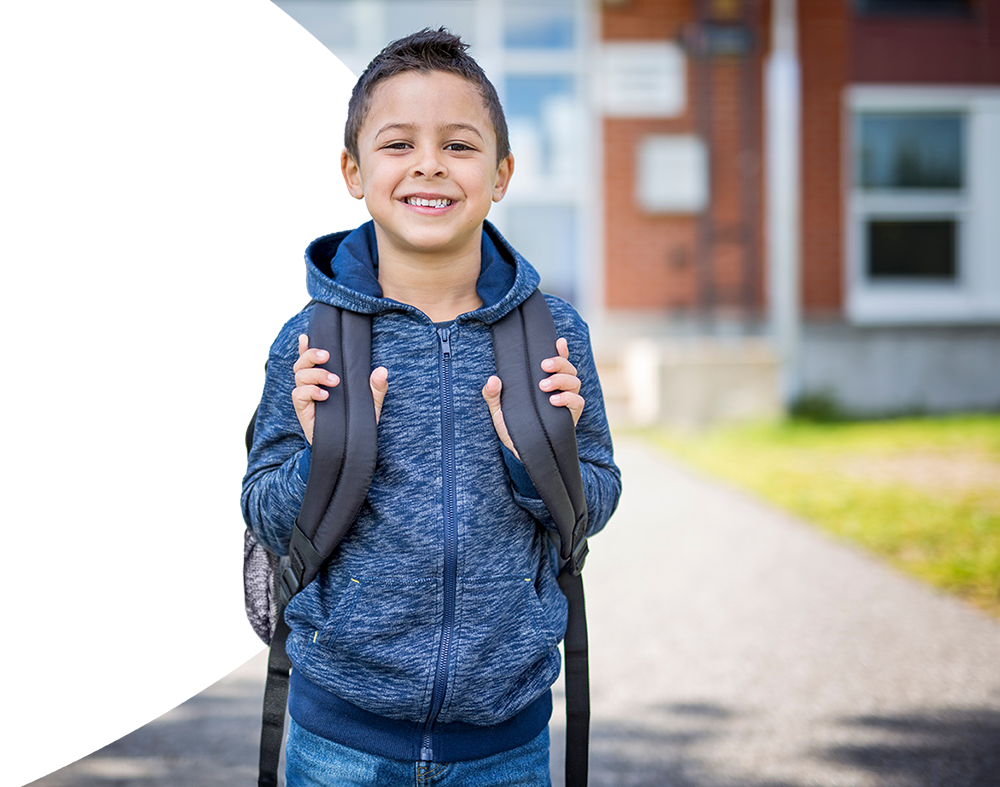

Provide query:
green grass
left=645, top=414, right=1000, bottom=616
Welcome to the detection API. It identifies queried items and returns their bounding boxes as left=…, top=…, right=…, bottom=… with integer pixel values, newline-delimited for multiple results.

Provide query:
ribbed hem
left=288, top=669, right=552, bottom=763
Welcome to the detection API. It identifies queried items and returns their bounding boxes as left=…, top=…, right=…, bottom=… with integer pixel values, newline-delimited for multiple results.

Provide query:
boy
left=242, top=28, right=621, bottom=786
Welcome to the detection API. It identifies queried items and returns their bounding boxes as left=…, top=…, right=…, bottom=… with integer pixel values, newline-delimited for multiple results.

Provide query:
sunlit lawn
left=645, top=414, right=1000, bottom=616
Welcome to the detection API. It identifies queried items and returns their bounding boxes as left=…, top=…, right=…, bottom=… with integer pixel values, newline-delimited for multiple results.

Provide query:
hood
left=303, top=220, right=541, bottom=324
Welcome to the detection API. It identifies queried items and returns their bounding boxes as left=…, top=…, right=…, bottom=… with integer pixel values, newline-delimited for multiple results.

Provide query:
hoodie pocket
left=441, top=572, right=567, bottom=726
left=294, top=575, right=441, bottom=721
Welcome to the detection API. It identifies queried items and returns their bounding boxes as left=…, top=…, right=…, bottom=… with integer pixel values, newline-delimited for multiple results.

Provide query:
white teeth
left=407, top=197, right=452, bottom=208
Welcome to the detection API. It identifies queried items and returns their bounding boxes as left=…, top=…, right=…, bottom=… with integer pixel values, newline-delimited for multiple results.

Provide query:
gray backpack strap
left=257, top=302, right=378, bottom=787
left=281, top=303, right=378, bottom=601
left=491, top=289, right=590, bottom=787
left=491, top=289, right=588, bottom=571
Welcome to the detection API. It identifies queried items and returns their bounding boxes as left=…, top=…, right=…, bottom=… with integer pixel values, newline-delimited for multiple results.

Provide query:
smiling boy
left=341, top=68, right=511, bottom=318
left=242, top=28, right=620, bottom=787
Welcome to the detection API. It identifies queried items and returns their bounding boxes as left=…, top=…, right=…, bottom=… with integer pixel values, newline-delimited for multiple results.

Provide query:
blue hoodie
left=242, top=220, right=621, bottom=763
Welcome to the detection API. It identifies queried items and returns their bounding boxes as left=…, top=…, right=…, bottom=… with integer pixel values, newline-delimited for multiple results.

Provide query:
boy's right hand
left=292, top=334, right=388, bottom=445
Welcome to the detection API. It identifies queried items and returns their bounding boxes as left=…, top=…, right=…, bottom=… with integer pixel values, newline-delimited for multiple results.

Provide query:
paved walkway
left=29, top=436, right=1000, bottom=786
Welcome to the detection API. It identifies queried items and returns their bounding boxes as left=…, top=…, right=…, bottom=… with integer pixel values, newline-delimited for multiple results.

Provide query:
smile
left=405, top=197, right=454, bottom=208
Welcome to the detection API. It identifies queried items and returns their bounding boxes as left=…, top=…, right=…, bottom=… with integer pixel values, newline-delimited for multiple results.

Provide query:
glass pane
left=866, top=220, right=957, bottom=279
left=854, top=0, right=973, bottom=16
left=505, top=75, right=580, bottom=184
left=500, top=205, right=578, bottom=303
left=271, top=0, right=357, bottom=51
left=857, top=113, right=964, bottom=189
left=384, top=1, right=477, bottom=49
left=504, top=0, right=575, bottom=49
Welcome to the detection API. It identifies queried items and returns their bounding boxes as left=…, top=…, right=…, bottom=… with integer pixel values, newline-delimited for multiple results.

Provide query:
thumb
left=370, top=366, right=388, bottom=424
left=482, top=374, right=502, bottom=415
left=482, top=375, right=518, bottom=459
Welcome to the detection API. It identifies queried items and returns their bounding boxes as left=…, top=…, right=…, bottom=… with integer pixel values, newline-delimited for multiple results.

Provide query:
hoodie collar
left=304, top=220, right=541, bottom=323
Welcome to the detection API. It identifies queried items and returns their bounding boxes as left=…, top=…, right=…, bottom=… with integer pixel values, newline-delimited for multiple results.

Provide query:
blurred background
left=272, top=0, right=1000, bottom=431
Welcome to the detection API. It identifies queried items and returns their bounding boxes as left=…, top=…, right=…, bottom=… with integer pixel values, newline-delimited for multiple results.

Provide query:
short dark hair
left=344, top=28, right=510, bottom=166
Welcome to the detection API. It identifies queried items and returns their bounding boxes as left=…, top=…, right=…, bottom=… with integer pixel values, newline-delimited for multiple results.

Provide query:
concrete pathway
left=28, top=436, right=1000, bottom=786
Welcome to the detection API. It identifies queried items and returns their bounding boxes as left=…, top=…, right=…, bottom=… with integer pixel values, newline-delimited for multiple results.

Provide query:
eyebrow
left=375, top=122, right=485, bottom=141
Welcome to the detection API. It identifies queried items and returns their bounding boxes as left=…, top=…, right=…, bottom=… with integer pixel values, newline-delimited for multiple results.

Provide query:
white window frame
left=485, top=0, right=598, bottom=315
left=845, top=86, right=1000, bottom=324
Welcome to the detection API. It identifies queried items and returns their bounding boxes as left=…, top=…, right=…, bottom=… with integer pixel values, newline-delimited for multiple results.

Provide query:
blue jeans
left=285, top=718, right=552, bottom=787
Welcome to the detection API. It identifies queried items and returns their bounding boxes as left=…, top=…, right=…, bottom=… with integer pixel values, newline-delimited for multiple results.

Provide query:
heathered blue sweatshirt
left=242, top=220, right=621, bottom=762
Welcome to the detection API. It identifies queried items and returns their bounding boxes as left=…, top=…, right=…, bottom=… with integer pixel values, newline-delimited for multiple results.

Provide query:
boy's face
left=341, top=70, right=513, bottom=263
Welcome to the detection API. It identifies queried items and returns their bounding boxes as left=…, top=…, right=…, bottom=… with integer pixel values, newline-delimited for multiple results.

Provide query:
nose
left=411, top=145, right=446, bottom=179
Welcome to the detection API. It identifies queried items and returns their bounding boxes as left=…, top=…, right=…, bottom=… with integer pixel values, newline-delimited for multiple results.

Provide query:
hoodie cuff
left=295, top=447, right=312, bottom=483
left=501, top=445, right=540, bottom=499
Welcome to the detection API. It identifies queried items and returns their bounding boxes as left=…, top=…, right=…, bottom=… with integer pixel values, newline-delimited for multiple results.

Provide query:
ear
left=492, top=153, right=514, bottom=203
left=341, top=149, right=365, bottom=200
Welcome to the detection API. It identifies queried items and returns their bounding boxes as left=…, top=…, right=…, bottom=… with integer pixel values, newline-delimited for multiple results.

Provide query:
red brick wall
left=602, top=0, right=694, bottom=41
left=603, top=0, right=697, bottom=311
left=799, top=0, right=848, bottom=317
left=852, top=1, right=1000, bottom=83
left=604, top=118, right=700, bottom=310
left=602, top=0, right=766, bottom=316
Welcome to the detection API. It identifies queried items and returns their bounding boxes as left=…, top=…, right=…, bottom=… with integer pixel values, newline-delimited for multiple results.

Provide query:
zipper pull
left=438, top=327, right=452, bottom=359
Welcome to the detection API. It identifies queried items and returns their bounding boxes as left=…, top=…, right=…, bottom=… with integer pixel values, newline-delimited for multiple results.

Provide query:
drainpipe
left=765, top=0, right=802, bottom=407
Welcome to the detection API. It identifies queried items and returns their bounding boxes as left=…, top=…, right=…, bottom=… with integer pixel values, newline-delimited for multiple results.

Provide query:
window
left=504, top=75, right=581, bottom=186
left=867, top=220, right=956, bottom=279
left=499, top=205, right=578, bottom=302
left=271, top=0, right=357, bottom=50
left=854, top=111, right=964, bottom=283
left=503, top=0, right=575, bottom=49
left=847, top=87, right=1000, bottom=324
left=270, top=0, right=597, bottom=312
left=854, top=0, right=973, bottom=16
left=384, top=1, right=476, bottom=49
left=856, top=114, right=963, bottom=190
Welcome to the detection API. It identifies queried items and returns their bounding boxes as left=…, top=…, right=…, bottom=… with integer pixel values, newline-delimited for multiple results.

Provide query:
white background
left=0, top=2, right=368, bottom=784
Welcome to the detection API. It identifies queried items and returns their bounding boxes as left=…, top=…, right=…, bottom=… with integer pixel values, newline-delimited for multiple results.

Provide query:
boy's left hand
left=482, top=337, right=584, bottom=460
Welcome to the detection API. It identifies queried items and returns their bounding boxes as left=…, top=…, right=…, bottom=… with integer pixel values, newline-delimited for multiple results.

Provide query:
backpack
left=244, top=290, right=590, bottom=787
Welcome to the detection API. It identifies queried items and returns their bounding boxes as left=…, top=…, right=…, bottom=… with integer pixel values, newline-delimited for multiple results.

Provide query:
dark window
left=866, top=220, right=957, bottom=279
left=854, top=0, right=973, bottom=15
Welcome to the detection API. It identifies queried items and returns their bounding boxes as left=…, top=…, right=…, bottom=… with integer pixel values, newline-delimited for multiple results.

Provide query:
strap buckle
left=279, top=530, right=309, bottom=605
left=279, top=565, right=300, bottom=606
left=566, top=537, right=588, bottom=577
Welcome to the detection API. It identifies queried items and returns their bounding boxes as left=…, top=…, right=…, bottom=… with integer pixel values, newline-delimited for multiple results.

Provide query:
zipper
left=421, top=325, right=459, bottom=761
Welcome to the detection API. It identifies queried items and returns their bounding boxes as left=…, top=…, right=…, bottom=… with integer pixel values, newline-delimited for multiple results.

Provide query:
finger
left=556, top=337, right=569, bottom=359
left=295, top=367, right=341, bottom=389
left=291, top=384, right=324, bottom=445
left=548, top=391, right=585, bottom=426
left=541, top=358, right=577, bottom=380
left=293, top=345, right=330, bottom=373
left=482, top=375, right=502, bottom=415
left=291, top=384, right=329, bottom=410
left=482, top=376, right=519, bottom=458
left=370, top=366, right=388, bottom=424
left=541, top=345, right=576, bottom=377
left=541, top=337, right=570, bottom=370
left=538, top=372, right=581, bottom=395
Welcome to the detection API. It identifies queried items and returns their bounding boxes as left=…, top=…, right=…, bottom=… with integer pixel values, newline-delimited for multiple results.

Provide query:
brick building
left=273, top=0, right=1000, bottom=420
left=601, top=0, right=1000, bottom=418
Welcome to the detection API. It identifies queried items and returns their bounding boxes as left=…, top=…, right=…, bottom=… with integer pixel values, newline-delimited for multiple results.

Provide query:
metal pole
left=765, top=0, right=802, bottom=406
